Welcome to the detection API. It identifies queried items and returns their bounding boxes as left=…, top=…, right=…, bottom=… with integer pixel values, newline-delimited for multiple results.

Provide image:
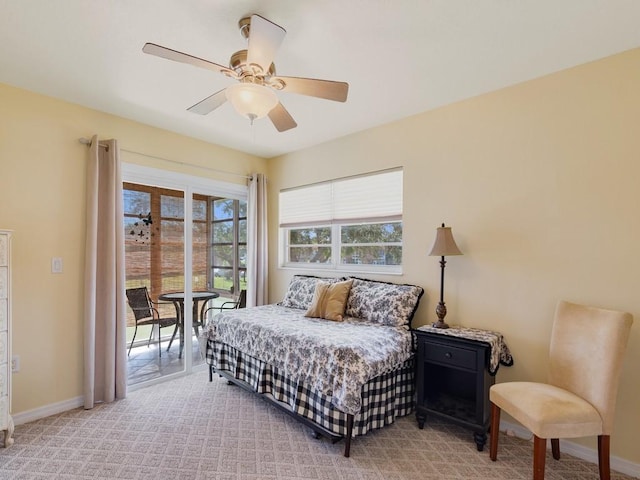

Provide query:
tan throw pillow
left=305, top=279, right=353, bottom=321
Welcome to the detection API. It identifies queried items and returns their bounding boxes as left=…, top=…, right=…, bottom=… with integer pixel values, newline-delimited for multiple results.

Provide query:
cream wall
left=0, top=83, right=266, bottom=414
left=267, top=49, right=640, bottom=465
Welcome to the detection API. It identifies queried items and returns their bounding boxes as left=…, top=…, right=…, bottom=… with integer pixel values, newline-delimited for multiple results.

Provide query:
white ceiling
left=1, top=1, right=639, bottom=159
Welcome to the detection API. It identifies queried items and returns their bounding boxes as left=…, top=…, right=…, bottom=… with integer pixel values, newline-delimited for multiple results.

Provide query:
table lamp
left=428, top=223, right=463, bottom=329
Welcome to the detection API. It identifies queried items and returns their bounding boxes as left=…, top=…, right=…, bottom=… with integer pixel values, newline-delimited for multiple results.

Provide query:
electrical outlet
left=11, top=355, right=19, bottom=373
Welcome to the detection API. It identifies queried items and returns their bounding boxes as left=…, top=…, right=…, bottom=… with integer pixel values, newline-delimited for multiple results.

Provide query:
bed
left=200, top=275, right=424, bottom=456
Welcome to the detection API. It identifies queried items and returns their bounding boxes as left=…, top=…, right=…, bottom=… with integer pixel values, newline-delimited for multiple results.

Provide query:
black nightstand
left=414, top=328, right=495, bottom=451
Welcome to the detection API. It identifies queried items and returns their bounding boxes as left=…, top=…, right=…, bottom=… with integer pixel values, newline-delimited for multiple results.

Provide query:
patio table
left=158, top=291, right=219, bottom=358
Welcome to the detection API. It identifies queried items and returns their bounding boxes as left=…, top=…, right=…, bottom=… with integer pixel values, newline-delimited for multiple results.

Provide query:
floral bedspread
left=200, top=304, right=413, bottom=415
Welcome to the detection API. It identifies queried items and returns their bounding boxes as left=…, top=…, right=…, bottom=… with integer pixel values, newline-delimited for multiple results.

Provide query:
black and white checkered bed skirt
left=205, top=339, right=415, bottom=437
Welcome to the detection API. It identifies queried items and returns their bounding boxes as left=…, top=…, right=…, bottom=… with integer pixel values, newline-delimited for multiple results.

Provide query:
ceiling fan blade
left=187, top=89, right=228, bottom=115
left=268, top=102, right=297, bottom=132
left=246, top=15, right=286, bottom=74
left=143, top=43, right=234, bottom=77
left=272, top=76, right=349, bottom=102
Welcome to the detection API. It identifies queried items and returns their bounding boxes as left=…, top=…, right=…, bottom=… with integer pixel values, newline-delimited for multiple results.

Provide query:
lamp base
left=432, top=301, right=449, bottom=329
left=431, top=320, right=450, bottom=329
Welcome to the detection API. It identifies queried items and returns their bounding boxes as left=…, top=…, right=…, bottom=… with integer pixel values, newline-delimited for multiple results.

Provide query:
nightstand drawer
left=422, top=342, right=477, bottom=370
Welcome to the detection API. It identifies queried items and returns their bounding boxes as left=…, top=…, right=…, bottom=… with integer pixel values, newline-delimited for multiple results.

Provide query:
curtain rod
left=78, top=137, right=252, bottom=180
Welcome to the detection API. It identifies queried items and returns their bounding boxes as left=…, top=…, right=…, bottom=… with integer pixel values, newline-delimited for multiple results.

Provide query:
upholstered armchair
left=489, top=300, right=633, bottom=480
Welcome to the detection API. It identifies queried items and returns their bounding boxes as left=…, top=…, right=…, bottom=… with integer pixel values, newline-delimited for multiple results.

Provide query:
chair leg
left=128, top=325, right=138, bottom=356
left=167, top=323, right=179, bottom=351
left=598, top=435, right=611, bottom=480
left=147, top=324, right=154, bottom=347
left=533, top=435, right=547, bottom=480
left=551, top=438, right=560, bottom=460
left=489, top=402, right=501, bottom=461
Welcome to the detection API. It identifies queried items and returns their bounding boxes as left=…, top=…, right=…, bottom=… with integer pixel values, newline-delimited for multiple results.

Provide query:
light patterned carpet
left=0, top=370, right=634, bottom=480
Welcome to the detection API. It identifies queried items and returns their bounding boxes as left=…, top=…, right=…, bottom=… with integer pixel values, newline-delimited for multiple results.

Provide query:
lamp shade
left=428, top=224, right=463, bottom=257
left=225, top=83, right=278, bottom=122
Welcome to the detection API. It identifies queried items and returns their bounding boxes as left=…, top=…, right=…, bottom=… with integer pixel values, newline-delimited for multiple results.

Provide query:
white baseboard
left=500, top=420, right=640, bottom=478
left=12, top=396, right=84, bottom=426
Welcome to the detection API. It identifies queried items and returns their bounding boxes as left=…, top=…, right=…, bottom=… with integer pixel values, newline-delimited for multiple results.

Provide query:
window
left=279, top=168, right=403, bottom=273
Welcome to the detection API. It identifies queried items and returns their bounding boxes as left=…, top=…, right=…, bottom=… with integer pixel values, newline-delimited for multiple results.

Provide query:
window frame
left=281, top=222, right=402, bottom=274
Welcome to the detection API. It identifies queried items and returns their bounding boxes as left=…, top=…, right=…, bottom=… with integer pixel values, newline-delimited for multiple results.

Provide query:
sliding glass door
left=124, top=183, right=188, bottom=384
left=122, top=163, right=248, bottom=387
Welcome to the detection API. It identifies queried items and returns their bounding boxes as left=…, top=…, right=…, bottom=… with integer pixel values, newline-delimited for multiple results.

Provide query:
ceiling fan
left=142, top=14, right=349, bottom=132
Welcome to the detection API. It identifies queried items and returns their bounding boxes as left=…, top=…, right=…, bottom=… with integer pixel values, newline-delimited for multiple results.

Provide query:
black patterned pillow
left=280, top=275, right=344, bottom=310
left=345, top=278, right=424, bottom=328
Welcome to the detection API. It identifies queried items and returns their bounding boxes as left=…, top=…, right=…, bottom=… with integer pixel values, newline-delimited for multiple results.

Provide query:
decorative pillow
left=279, top=275, right=344, bottom=310
left=305, top=279, right=353, bottom=321
left=345, top=278, right=424, bottom=328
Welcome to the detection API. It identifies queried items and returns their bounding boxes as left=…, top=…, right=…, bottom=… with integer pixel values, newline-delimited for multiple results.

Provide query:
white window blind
left=278, top=183, right=332, bottom=226
left=279, top=168, right=402, bottom=227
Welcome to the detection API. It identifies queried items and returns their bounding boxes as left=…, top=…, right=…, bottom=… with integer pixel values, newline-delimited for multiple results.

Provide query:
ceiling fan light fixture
left=225, top=82, right=278, bottom=123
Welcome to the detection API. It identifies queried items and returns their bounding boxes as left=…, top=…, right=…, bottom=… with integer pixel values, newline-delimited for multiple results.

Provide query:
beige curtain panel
left=83, top=134, right=127, bottom=409
left=247, top=173, right=268, bottom=307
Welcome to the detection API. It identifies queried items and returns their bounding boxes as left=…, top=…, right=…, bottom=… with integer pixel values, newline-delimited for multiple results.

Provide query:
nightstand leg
left=474, top=430, right=487, bottom=451
left=416, top=412, right=426, bottom=429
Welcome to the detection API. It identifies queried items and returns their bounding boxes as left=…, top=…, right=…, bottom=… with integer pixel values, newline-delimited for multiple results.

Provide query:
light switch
left=51, top=257, right=63, bottom=274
